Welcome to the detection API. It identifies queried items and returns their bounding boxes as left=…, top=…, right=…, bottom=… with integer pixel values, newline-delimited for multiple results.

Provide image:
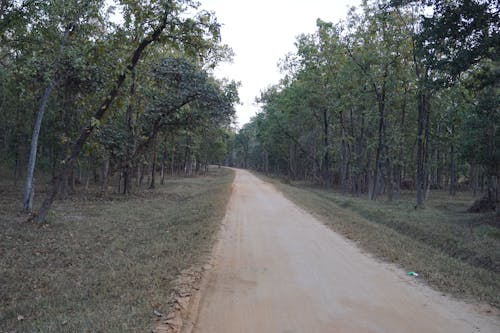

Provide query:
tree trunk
left=149, top=126, right=159, bottom=189
left=395, top=84, right=408, bottom=200
left=423, top=98, right=431, bottom=199
left=472, top=165, right=478, bottom=197
left=23, top=80, right=57, bottom=212
left=203, top=128, right=209, bottom=174
left=371, top=91, right=385, bottom=201
left=160, top=136, right=167, bottom=185
left=449, top=142, right=456, bottom=196
left=340, top=111, right=348, bottom=194
left=184, top=134, right=192, bottom=175
left=171, top=145, right=176, bottom=176
left=322, top=108, right=330, bottom=185
left=123, top=70, right=136, bottom=195
left=264, top=149, right=269, bottom=174
left=356, top=110, right=365, bottom=197
left=366, top=149, right=372, bottom=199
left=23, top=24, right=73, bottom=213
left=416, top=92, right=426, bottom=207
left=436, top=148, right=442, bottom=190
left=101, top=155, right=110, bottom=194
left=386, top=158, right=394, bottom=201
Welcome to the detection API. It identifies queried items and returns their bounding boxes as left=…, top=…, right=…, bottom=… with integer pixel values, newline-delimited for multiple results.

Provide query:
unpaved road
left=188, top=169, right=499, bottom=333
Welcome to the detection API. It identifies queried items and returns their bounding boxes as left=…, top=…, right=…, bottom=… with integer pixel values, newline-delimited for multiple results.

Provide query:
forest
left=1, top=0, right=497, bottom=222
left=0, top=0, right=499, bottom=331
left=231, top=0, right=499, bottom=213
left=0, top=0, right=239, bottom=223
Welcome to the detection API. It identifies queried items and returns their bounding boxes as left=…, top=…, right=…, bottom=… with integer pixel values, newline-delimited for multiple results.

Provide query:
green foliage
left=0, top=0, right=239, bottom=202
left=232, top=0, right=498, bottom=202
left=417, top=0, right=500, bottom=84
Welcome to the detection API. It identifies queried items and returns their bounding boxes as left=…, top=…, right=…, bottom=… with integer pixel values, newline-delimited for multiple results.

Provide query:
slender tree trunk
left=23, top=80, right=56, bottom=212
left=171, top=146, right=176, bottom=176
left=371, top=91, right=385, bottom=201
left=356, top=110, right=365, bottom=197
left=85, top=155, right=92, bottom=191
left=264, top=149, right=269, bottom=173
left=322, top=108, right=329, bottom=185
left=340, top=111, right=348, bottom=194
left=123, top=70, right=136, bottom=195
left=202, top=128, right=209, bottom=174
left=449, top=141, right=456, bottom=196
left=366, top=149, right=372, bottom=199
left=423, top=98, right=431, bottom=199
left=436, top=148, right=442, bottom=190
left=472, top=165, right=478, bottom=197
left=23, top=24, right=72, bottom=213
left=312, top=142, right=317, bottom=182
left=160, top=136, right=167, bottom=185
left=348, top=108, right=356, bottom=195
left=101, top=155, right=110, bottom=193
left=395, top=85, right=408, bottom=200
left=149, top=126, right=159, bottom=189
left=118, top=172, right=122, bottom=193
left=386, top=157, right=394, bottom=201
left=184, top=134, right=192, bottom=175
left=139, top=164, right=145, bottom=186
left=416, top=92, right=426, bottom=207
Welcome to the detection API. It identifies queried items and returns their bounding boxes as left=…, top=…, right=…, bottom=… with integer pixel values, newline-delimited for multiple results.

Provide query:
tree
left=232, top=0, right=497, bottom=211
left=34, top=0, right=224, bottom=222
left=19, top=0, right=103, bottom=212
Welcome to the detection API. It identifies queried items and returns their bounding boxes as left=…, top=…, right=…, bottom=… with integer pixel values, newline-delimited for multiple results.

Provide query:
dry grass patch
left=258, top=174, right=499, bottom=307
left=0, top=167, right=234, bottom=333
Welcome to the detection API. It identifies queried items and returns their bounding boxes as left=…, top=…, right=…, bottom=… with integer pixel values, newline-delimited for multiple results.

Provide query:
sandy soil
left=186, top=169, right=499, bottom=333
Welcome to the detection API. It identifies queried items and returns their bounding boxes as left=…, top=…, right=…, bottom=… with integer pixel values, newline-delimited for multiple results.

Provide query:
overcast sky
left=200, top=0, right=360, bottom=127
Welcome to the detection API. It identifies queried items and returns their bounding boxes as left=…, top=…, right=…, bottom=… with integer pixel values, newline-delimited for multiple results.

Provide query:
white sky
left=200, top=0, right=360, bottom=127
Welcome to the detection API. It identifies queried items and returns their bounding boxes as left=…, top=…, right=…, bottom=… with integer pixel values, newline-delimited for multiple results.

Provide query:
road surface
left=187, top=169, right=499, bottom=333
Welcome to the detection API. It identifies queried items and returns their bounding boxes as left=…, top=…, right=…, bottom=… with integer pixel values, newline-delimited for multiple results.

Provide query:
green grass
left=257, top=173, right=500, bottom=307
left=0, top=167, right=234, bottom=333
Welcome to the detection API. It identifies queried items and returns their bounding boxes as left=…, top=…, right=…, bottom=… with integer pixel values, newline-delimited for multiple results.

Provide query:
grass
left=257, top=173, right=500, bottom=308
left=0, top=167, right=234, bottom=333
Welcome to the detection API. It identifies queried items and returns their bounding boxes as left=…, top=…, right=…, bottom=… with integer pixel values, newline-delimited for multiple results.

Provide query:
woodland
left=0, top=0, right=239, bottom=222
left=231, top=0, right=499, bottom=214
left=0, top=1, right=498, bottom=330
left=0, top=0, right=498, bottom=223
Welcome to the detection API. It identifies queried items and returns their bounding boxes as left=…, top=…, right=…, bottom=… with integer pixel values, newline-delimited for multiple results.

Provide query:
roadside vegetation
left=0, top=167, right=234, bottom=333
left=1, top=2, right=238, bottom=330
left=231, top=0, right=499, bottom=215
left=260, top=173, right=500, bottom=307
left=1, top=0, right=238, bottom=223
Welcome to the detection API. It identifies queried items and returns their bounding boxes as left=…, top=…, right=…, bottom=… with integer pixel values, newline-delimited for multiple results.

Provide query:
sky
left=199, top=0, right=360, bottom=127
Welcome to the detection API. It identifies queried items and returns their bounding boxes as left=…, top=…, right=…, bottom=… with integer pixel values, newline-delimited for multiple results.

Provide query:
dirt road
left=187, top=169, right=499, bottom=333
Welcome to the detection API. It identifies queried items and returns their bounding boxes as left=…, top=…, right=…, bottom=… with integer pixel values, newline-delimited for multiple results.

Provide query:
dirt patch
left=153, top=264, right=213, bottom=333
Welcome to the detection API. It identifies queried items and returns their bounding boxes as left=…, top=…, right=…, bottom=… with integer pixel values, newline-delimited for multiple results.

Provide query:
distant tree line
left=230, top=0, right=499, bottom=211
left=0, top=0, right=239, bottom=222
